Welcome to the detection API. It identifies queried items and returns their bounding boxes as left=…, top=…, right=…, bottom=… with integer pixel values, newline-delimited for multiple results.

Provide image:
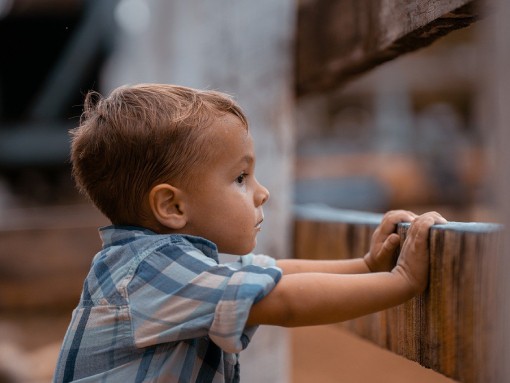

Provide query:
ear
left=148, top=183, right=187, bottom=230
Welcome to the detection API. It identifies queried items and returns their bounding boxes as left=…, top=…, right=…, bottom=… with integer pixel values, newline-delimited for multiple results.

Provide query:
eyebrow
left=239, top=154, right=254, bottom=165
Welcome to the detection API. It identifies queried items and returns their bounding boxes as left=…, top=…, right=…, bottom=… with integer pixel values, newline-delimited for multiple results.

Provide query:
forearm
left=276, top=258, right=370, bottom=275
left=251, top=212, right=444, bottom=328
left=247, top=270, right=415, bottom=327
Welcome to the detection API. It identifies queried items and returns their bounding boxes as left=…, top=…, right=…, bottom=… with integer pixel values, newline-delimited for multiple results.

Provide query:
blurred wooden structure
left=0, top=205, right=106, bottom=311
left=296, top=0, right=481, bottom=95
left=295, top=7, right=498, bottom=381
left=294, top=205, right=501, bottom=383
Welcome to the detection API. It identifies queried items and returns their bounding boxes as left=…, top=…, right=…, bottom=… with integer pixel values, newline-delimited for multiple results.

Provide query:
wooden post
left=294, top=205, right=502, bottom=383
left=478, top=0, right=510, bottom=380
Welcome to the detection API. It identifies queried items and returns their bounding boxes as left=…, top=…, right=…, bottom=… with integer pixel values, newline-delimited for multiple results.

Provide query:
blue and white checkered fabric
left=53, top=226, right=282, bottom=383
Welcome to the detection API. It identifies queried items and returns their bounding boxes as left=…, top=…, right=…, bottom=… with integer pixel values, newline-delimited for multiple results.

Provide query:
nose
left=255, top=179, right=270, bottom=206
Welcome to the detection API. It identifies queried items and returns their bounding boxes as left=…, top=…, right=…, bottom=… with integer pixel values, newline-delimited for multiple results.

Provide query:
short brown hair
left=70, top=83, right=248, bottom=225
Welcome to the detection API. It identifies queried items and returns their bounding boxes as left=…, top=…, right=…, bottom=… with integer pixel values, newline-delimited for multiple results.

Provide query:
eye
left=235, top=172, right=247, bottom=185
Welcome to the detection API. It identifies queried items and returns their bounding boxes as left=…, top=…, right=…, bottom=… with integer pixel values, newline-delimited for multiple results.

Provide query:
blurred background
left=0, top=1, right=492, bottom=216
left=295, top=26, right=487, bottom=217
left=0, top=0, right=498, bottom=382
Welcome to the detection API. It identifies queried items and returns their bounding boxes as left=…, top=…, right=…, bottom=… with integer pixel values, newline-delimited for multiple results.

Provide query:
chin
left=217, top=236, right=257, bottom=255
left=227, top=243, right=256, bottom=256
left=234, top=247, right=255, bottom=256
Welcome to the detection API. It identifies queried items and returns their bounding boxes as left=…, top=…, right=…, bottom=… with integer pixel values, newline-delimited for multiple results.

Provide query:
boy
left=53, top=84, right=446, bottom=383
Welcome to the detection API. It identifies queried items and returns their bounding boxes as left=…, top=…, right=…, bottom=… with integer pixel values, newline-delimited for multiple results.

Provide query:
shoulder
left=125, top=234, right=222, bottom=291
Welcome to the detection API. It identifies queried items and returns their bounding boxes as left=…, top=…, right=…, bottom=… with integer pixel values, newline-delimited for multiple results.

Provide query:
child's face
left=182, top=114, right=270, bottom=255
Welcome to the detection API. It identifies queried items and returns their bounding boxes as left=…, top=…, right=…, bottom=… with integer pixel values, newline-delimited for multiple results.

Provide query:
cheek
left=238, top=183, right=247, bottom=193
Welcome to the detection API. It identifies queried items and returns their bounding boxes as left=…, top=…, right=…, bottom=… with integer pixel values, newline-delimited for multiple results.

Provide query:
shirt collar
left=98, top=225, right=219, bottom=261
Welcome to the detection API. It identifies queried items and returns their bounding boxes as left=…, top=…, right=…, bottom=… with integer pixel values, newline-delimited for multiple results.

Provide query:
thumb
left=379, top=234, right=400, bottom=257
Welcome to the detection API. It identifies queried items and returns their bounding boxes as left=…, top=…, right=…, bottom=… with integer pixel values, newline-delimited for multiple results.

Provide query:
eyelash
left=236, top=172, right=248, bottom=184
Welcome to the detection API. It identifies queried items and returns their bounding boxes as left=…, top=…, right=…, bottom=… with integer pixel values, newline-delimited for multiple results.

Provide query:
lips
left=255, top=218, right=264, bottom=231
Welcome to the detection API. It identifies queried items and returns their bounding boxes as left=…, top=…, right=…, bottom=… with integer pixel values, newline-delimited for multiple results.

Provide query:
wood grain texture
left=296, top=0, right=481, bottom=95
left=0, top=205, right=107, bottom=311
left=0, top=226, right=100, bottom=311
left=293, top=205, right=502, bottom=382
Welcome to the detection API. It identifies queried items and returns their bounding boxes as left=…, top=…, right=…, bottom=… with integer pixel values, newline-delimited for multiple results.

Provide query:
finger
left=384, top=210, right=418, bottom=222
left=406, top=214, right=442, bottom=243
left=429, top=211, right=448, bottom=225
left=378, top=210, right=418, bottom=236
left=412, top=211, right=448, bottom=226
left=371, top=234, right=400, bottom=271
left=379, top=233, right=400, bottom=255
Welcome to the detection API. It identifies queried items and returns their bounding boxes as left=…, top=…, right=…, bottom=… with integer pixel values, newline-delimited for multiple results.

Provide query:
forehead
left=175, top=113, right=252, bottom=190
left=207, top=113, right=253, bottom=156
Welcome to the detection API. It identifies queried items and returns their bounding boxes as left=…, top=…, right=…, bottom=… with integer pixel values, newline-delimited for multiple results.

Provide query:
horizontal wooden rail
left=296, top=0, right=482, bottom=95
left=0, top=205, right=106, bottom=311
left=293, top=204, right=502, bottom=383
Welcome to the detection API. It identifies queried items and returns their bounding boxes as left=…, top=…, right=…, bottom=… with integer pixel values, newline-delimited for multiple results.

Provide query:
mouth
left=255, top=218, right=264, bottom=231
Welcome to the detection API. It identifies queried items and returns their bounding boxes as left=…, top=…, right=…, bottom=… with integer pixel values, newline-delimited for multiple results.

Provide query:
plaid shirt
left=53, top=226, right=282, bottom=383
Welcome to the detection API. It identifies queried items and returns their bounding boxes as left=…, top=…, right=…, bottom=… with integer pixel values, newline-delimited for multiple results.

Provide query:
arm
left=276, top=258, right=370, bottom=275
left=247, top=272, right=411, bottom=327
left=247, top=211, right=446, bottom=327
left=277, top=210, right=417, bottom=275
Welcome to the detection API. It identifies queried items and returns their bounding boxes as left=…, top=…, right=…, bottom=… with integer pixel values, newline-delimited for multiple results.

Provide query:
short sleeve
left=128, top=244, right=282, bottom=354
left=237, top=253, right=279, bottom=268
left=209, top=261, right=282, bottom=353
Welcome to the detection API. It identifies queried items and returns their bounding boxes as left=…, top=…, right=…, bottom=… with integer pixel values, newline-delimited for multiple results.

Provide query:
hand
left=364, top=210, right=417, bottom=272
left=392, top=211, right=447, bottom=295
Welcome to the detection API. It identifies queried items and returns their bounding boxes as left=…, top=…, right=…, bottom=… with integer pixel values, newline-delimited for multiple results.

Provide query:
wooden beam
left=296, top=0, right=481, bottom=95
left=0, top=205, right=106, bottom=311
left=294, top=205, right=502, bottom=383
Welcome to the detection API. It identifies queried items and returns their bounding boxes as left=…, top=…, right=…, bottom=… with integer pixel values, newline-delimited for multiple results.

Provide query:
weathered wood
left=0, top=227, right=100, bottom=311
left=293, top=205, right=502, bottom=383
left=0, top=205, right=106, bottom=311
left=479, top=0, right=510, bottom=380
left=296, top=0, right=481, bottom=95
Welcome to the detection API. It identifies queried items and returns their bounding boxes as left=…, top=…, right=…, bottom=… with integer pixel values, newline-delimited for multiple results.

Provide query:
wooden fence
left=293, top=204, right=502, bottom=383
left=0, top=204, right=503, bottom=382
left=0, top=205, right=106, bottom=311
